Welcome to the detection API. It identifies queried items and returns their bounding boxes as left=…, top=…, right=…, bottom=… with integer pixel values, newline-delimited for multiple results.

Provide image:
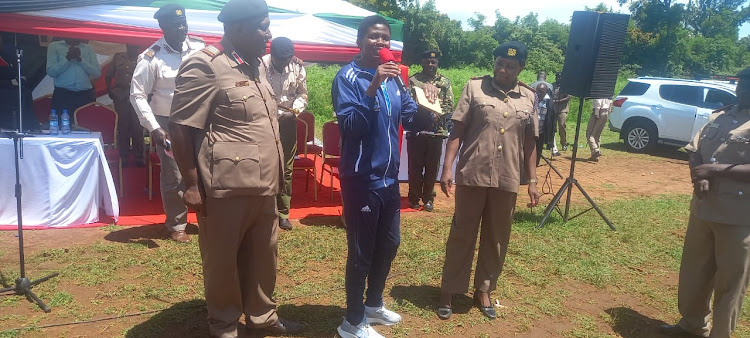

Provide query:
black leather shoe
left=437, top=305, right=452, bottom=320
left=660, top=324, right=700, bottom=336
left=473, top=292, right=496, bottom=319
left=409, top=202, right=421, bottom=210
left=279, top=219, right=293, bottom=231
left=254, top=318, right=304, bottom=335
left=424, top=201, right=434, bottom=212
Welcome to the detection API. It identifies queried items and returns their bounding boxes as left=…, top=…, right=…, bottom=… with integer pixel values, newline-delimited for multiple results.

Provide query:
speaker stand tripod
left=539, top=152, right=563, bottom=180
left=0, top=48, right=58, bottom=313
left=537, top=99, right=615, bottom=230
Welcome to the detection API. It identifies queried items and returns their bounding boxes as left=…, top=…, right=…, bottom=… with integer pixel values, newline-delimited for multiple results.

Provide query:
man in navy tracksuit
left=331, top=15, right=433, bottom=338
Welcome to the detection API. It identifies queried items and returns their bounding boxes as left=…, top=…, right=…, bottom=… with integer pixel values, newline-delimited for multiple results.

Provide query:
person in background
left=169, top=0, right=304, bottom=336
left=407, top=49, right=453, bottom=212
left=534, top=82, right=557, bottom=166
left=586, top=97, right=611, bottom=162
left=331, top=15, right=432, bottom=338
left=106, top=44, right=143, bottom=167
left=261, top=36, right=308, bottom=231
left=661, top=66, right=750, bottom=338
left=46, top=37, right=100, bottom=116
left=530, top=70, right=553, bottom=97
left=553, top=72, right=570, bottom=151
left=0, top=33, right=37, bottom=130
left=130, top=4, right=205, bottom=243
left=437, top=41, right=540, bottom=321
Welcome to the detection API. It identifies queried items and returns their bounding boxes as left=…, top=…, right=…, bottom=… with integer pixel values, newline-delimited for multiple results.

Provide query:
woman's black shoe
left=474, top=292, right=496, bottom=319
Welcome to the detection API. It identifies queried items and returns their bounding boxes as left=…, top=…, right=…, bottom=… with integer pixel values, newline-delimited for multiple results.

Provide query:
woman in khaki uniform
left=661, top=67, right=750, bottom=337
left=437, top=41, right=540, bottom=320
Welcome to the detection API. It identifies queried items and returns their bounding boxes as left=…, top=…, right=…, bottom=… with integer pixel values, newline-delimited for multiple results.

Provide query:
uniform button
left=242, top=95, right=248, bottom=101
left=500, top=128, right=505, bottom=134
left=739, top=191, right=744, bottom=196
left=710, top=157, right=716, bottom=163
left=234, top=156, right=240, bottom=161
left=733, top=120, right=738, bottom=124
left=503, top=112, right=508, bottom=118
left=497, top=145, right=503, bottom=152
left=503, top=97, right=508, bottom=103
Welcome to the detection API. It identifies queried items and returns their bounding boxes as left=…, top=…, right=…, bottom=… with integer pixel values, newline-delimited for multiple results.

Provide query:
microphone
left=378, top=48, right=408, bottom=95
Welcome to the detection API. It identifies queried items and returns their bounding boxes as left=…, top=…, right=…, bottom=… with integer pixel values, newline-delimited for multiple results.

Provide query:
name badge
left=235, top=80, right=250, bottom=87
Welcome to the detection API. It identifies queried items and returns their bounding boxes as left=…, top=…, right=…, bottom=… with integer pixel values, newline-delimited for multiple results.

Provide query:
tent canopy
left=0, top=1, right=404, bottom=63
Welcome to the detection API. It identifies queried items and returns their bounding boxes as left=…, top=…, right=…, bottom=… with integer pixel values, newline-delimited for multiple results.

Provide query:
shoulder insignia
left=292, top=56, right=303, bottom=65
left=201, top=43, right=224, bottom=59
left=518, top=81, right=533, bottom=91
left=711, top=104, right=735, bottom=115
left=144, top=46, right=158, bottom=58
left=188, top=35, right=205, bottom=43
left=471, top=76, right=485, bottom=80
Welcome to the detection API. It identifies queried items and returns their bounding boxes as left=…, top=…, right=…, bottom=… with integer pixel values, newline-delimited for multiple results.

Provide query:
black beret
left=419, top=49, right=441, bottom=59
left=218, top=0, right=269, bottom=23
left=493, top=41, right=528, bottom=62
left=154, top=4, right=186, bottom=22
left=736, top=66, right=750, bottom=79
left=270, top=37, right=295, bottom=59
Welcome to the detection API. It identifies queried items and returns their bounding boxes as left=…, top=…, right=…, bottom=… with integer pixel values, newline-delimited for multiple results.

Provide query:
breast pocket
left=219, top=88, right=253, bottom=122
left=726, top=129, right=750, bottom=162
left=475, top=102, right=497, bottom=124
left=211, top=142, right=261, bottom=190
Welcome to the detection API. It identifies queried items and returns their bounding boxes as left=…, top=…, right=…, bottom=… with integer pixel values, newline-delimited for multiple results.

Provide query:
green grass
left=5, top=192, right=749, bottom=337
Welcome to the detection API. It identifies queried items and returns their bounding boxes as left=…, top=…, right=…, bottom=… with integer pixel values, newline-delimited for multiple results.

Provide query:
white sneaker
left=365, top=305, right=402, bottom=326
left=337, top=317, right=384, bottom=338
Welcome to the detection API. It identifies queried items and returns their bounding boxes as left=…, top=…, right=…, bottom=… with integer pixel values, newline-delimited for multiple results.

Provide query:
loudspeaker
left=560, top=11, right=629, bottom=98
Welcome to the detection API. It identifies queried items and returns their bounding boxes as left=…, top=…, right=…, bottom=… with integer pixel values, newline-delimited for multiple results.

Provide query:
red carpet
left=2, top=153, right=415, bottom=229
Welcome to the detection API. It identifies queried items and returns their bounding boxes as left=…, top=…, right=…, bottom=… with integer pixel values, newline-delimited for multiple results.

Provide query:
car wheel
left=623, top=121, right=656, bottom=153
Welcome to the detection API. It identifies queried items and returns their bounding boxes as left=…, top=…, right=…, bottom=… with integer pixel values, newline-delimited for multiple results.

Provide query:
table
left=0, top=132, right=119, bottom=227
left=398, top=131, right=457, bottom=182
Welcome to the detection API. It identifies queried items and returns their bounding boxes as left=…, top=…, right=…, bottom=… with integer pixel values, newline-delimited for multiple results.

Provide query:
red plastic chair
left=319, top=121, right=341, bottom=201
left=297, top=111, right=322, bottom=160
left=73, top=102, right=123, bottom=197
left=32, top=94, right=52, bottom=124
left=295, top=118, right=317, bottom=201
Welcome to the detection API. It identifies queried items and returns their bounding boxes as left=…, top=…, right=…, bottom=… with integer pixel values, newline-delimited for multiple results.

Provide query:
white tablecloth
left=398, top=131, right=457, bottom=181
left=0, top=133, right=119, bottom=227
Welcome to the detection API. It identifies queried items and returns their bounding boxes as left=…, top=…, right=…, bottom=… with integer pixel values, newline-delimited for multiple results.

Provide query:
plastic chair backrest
left=321, top=121, right=341, bottom=157
left=74, top=102, right=118, bottom=146
left=33, top=95, right=52, bottom=124
left=298, top=111, right=316, bottom=143
left=296, top=118, right=308, bottom=155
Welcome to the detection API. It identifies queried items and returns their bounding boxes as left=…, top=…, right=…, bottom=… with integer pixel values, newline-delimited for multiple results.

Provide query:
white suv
left=609, top=77, right=737, bottom=152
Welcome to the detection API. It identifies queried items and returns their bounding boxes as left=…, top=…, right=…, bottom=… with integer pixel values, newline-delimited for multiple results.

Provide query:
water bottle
left=49, top=109, right=59, bottom=135
left=61, top=109, right=71, bottom=134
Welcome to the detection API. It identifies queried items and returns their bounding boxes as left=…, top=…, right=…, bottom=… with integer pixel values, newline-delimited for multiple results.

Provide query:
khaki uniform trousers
left=441, top=185, right=517, bottom=294
left=676, top=214, right=750, bottom=338
left=200, top=195, right=279, bottom=338
left=154, top=115, right=188, bottom=232
left=586, top=108, right=609, bottom=157
left=113, top=96, right=144, bottom=163
left=276, top=112, right=297, bottom=219
left=407, top=133, right=443, bottom=205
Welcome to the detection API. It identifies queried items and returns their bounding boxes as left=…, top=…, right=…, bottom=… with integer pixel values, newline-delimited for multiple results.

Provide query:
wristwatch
left=529, top=178, right=538, bottom=184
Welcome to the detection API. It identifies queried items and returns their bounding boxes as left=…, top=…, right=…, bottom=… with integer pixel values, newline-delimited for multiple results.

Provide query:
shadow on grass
left=275, top=303, right=345, bottom=337
left=604, top=307, right=669, bottom=338
left=103, top=223, right=199, bottom=247
left=390, top=285, right=473, bottom=315
left=600, top=141, right=688, bottom=162
left=298, top=215, right=344, bottom=229
left=125, top=299, right=207, bottom=338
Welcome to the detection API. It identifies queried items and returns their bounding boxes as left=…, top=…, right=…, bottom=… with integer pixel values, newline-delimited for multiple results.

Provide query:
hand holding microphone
left=377, top=48, right=408, bottom=95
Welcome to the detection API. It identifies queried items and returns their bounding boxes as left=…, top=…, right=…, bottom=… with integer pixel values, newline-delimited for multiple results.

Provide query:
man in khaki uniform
left=437, top=41, right=540, bottom=320
left=553, top=73, right=570, bottom=151
left=168, top=0, right=302, bottom=336
left=586, top=98, right=611, bottom=162
left=106, top=45, right=143, bottom=167
left=661, top=67, right=750, bottom=338
left=407, top=49, right=453, bottom=212
left=260, top=37, right=308, bottom=231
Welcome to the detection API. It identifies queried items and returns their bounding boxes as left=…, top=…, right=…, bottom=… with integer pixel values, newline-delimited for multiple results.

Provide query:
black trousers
left=51, top=87, right=95, bottom=118
left=407, top=133, right=443, bottom=205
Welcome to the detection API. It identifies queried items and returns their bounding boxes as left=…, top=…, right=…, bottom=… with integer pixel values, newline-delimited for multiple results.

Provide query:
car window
left=659, top=85, right=702, bottom=106
left=701, top=88, right=736, bottom=109
left=619, top=82, right=650, bottom=96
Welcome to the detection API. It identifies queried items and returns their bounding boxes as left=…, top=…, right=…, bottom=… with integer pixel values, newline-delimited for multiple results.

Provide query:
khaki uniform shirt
left=553, top=86, right=569, bottom=113
left=260, top=54, right=308, bottom=113
left=131, top=36, right=205, bottom=132
left=685, top=105, right=750, bottom=226
left=452, top=76, right=538, bottom=193
left=170, top=38, right=284, bottom=199
left=106, top=52, right=137, bottom=102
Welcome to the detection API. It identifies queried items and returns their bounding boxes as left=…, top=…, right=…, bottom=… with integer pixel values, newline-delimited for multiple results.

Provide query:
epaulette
left=712, top=104, right=735, bottom=114
left=144, top=45, right=160, bottom=58
left=201, top=43, right=224, bottom=59
left=518, top=81, right=533, bottom=91
left=292, top=56, right=304, bottom=65
left=471, top=75, right=488, bottom=80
